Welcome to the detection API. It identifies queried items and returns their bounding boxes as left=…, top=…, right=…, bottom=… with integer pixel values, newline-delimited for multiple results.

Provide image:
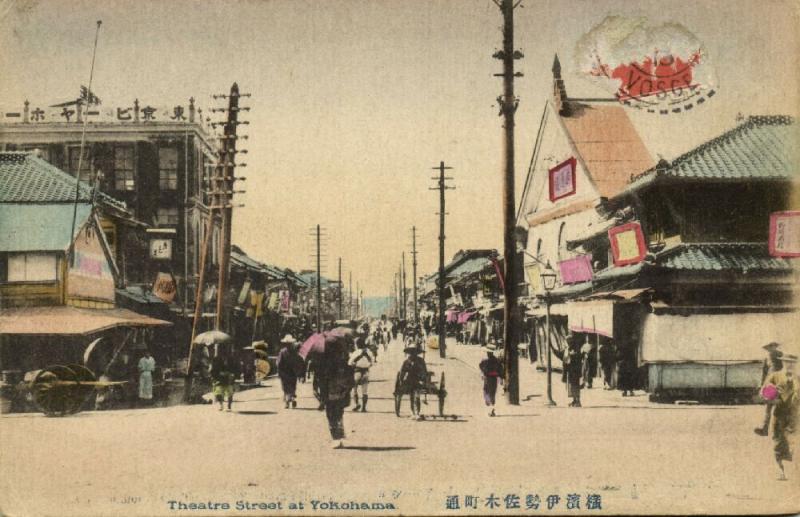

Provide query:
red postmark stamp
left=576, top=16, right=717, bottom=114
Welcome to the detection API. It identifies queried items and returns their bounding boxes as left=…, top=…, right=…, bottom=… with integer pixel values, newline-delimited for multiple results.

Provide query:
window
left=7, top=253, right=58, bottom=282
left=557, top=222, right=567, bottom=262
left=113, top=146, right=135, bottom=191
left=156, top=207, right=179, bottom=226
left=68, top=147, right=93, bottom=181
left=158, top=147, right=178, bottom=190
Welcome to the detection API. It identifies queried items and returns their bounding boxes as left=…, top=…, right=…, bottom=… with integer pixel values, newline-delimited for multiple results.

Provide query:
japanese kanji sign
left=609, top=221, right=647, bottom=266
left=548, top=157, right=577, bottom=202
left=769, top=211, right=800, bottom=257
left=149, top=238, right=173, bottom=260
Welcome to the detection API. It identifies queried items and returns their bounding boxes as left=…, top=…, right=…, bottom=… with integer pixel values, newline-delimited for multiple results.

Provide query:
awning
left=0, top=306, right=172, bottom=336
left=640, top=311, right=800, bottom=363
left=565, top=300, right=614, bottom=337
left=582, top=288, right=650, bottom=301
left=526, top=303, right=569, bottom=317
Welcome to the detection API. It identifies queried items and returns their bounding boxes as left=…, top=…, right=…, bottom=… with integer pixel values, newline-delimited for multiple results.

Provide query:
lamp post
left=540, top=262, right=557, bottom=407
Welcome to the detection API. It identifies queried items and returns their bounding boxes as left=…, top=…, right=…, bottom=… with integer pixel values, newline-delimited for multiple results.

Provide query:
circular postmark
left=575, top=16, right=718, bottom=114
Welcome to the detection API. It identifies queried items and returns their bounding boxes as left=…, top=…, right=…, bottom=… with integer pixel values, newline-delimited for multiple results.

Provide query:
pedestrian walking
left=581, top=336, right=597, bottom=389
left=320, top=339, right=354, bottom=448
left=599, top=341, right=615, bottom=390
left=399, top=343, right=428, bottom=419
left=277, top=334, right=306, bottom=409
left=137, top=350, right=156, bottom=404
left=348, top=335, right=375, bottom=412
left=210, top=345, right=240, bottom=412
left=616, top=346, right=636, bottom=397
left=479, top=344, right=504, bottom=416
left=755, top=342, right=784, bottom=436
left=760, top=354, right=798, bottom=480
left=557, top=338, right=583, bottom=407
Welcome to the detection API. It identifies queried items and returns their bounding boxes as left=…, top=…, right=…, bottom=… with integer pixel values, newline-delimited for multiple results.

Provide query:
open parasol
left=193, top=330, right=233, bottom=346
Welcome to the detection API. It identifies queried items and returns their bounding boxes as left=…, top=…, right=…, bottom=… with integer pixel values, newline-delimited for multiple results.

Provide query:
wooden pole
left=499, top=0, right=520, bottom=405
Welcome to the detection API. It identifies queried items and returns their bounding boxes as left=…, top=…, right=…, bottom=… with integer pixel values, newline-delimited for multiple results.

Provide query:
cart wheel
left=66, top=364, right=97, bottom=414
left=31, top=366, right=78, bottom=416
left=438, top=372, right=446, bottom=417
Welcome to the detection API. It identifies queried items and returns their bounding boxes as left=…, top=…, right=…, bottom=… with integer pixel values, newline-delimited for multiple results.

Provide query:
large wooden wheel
left=31, top=365, right=97, bottom=416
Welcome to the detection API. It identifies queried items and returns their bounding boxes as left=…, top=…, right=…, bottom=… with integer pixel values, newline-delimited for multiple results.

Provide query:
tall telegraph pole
left=337, top=257, right=343, bottom=319
left=411, top=226, right=419, bottom=323
left=401, top=253, right=407, bottom=320
left=495, top=0, right=523, bottom=405
left=315, top=224, right=322, bottom=331
left=430, top=161, right=454, bottom=358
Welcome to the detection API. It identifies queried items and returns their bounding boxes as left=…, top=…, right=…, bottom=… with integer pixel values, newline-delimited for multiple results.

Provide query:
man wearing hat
left=277, top=334, right=305, bottom=409
left=479, top=344, right=504, bottom=416
left=348, top=335, right=375, bottom=412
left=399, top=343, right=428, bottom=419
left=755, top=342, right=784, bottom=436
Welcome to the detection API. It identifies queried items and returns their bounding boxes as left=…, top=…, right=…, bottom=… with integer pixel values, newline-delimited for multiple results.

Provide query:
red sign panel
left=558, top=254, right=594, bottom=284
left=609, top=222, right=647, bottom=266
left=548, top=157, right=577, bottom=202
left=769, top=211, right=800, bottom=257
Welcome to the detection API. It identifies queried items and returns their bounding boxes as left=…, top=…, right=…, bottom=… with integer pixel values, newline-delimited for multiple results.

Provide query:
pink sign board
left=558, top=254, right=593, bottom=284
left=769, top=211, right=800, bottom=257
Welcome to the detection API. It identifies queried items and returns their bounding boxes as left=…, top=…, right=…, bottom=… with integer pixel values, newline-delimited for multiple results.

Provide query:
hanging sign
left=548, top=157, right=577, bottom=202
left=279, top=290, right=291, bottom=313
left=769, top=211, right=800, bottom=258
left=525, top=262, right=543, bottom=295
left=558, top=254, right=594, bottom=284
left=149, top=238, right=173, bottom=260
left=153, top=272, right=177, bottom=303
left=609, top=222, right=647, bottom=266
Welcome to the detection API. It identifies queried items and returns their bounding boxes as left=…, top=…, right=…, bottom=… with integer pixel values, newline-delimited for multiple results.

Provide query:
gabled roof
left=0, top=152, right=127, bottom=211
left=628, top=115, right=797, bottom=191
left=559, top=101, right=655, bottom=198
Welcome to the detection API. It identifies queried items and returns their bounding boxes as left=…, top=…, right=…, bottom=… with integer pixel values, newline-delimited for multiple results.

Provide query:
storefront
left=641, top=309, right=800, bottom=401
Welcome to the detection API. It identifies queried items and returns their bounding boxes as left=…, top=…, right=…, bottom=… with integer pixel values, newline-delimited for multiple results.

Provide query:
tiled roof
left=231, top=246, right=290, bottom=281
left=0, top=203, right=92, bottom=252
left=657, top=243, right=794, bottom=272
left=629, top=116, right=797, bottom=189
left=560, top=102, right=655, bottom=198
left=447, top=256, right=491, bottom=280
left=0, top=151, right=126, bottom=210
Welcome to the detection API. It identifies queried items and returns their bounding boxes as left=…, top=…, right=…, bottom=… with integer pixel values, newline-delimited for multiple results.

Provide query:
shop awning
left=526, top=303, right=569, bottom=317
left=0, top=306, right=172, bottom=336
left=640, top=311, right=800, bottom=363
left=565, top=300, right=614, bottom=337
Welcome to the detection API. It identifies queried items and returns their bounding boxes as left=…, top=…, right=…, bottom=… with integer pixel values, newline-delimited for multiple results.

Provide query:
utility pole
left=356, top=282, right=360, bottom=318
left=494, top=0, right=523, bottom=405
left=315, top=224, right=322, bottom=331
left=338, top=257, right=343, bottom=320
left=349, top=272, right=353, bottom=319
left=401, top=253, right=407, bottom=320
left=411, top=226, right=419, bottom=323
left=430, top=161, right=454, bottom=358
left=186, top=82, right=249, bottom=402
left=215, top=82, right=249, bottom=332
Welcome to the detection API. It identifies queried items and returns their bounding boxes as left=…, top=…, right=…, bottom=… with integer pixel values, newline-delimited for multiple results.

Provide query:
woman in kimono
left=479, top=345, right=504, bottom=416
left=137, top=350, right=156, bottom=404
left=762, top=354, right=798, bottom=480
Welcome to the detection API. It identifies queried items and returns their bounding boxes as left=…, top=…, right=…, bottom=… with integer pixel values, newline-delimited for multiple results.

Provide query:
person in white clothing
left=348, top=336, right=375, bottom=412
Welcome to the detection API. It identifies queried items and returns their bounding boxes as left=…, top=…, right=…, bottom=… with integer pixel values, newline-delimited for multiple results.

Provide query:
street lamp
left=540, top=262, right=557, bottom=407
left=514, top=231, right=558, bottom=407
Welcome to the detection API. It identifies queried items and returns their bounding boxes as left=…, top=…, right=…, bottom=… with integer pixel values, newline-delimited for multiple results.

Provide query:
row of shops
left=0, top=151, right=345, bottom=412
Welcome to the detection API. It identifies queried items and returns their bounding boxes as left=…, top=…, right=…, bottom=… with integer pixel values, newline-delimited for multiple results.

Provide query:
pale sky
left=1, top=0, right=797, bottom=295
